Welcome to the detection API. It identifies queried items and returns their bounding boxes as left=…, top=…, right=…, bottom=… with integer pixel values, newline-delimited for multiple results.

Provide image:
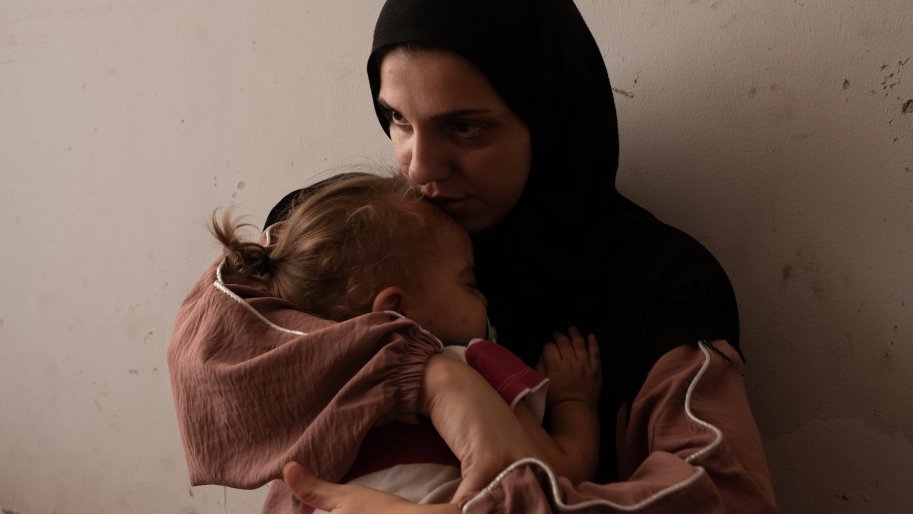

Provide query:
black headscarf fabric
left=364, top=0, right=741, bottom=481
left=368, top=0, right=648, bottom=234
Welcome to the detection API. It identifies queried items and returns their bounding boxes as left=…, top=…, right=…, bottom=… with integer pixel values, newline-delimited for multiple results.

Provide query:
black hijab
left=368, top=0, right=647, bottom=233
left=364, top=0, right=741, bottom=481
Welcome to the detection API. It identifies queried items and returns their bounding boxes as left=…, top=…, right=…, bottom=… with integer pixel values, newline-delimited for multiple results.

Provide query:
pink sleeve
left=167, top=263, right=441, bottom=490
left=460, top=341, right=778, bottom=513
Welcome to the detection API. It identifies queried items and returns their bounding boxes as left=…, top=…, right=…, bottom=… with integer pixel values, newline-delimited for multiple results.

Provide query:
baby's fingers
left=541, top=341, right=560, bottom=366
left=536, top=354, right=547, bottom=375
left=552, top=331, right=574, bottom=360
left=587, top=334, right=602, bottom=377
left=569, top=327, right=586, bottom=360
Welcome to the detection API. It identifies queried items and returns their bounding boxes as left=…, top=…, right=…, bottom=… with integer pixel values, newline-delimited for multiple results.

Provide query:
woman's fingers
left=283, top=461, right=338, bottom=512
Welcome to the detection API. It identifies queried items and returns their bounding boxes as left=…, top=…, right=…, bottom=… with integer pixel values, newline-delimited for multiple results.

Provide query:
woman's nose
left=405, top=133, right=451, bottom=186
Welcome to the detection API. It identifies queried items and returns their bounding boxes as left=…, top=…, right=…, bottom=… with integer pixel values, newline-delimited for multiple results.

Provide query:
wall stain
left=876, top=58, right=910, bottom=100
left=612, top=87, right=634, bottom=99
left=902, top=99, right=913, bottom=114
left=842, top=78, right=851, bottom=90
left=766, top=83, right=798, bottom=120
left=231, top=181, right=246, bottom=199
left=793, top=248, right=828, bottom=302
left=781, top=265, right=793, bottom=281
left=129, top=369, right=139, bottom=375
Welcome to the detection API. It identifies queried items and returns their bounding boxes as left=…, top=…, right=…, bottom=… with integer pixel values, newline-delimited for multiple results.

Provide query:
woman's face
left=377, top=48, right=532, bottom=233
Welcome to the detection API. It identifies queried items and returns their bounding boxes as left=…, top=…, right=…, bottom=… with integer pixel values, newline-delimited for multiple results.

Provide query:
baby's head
left=212, top=172, right=488, bottom=342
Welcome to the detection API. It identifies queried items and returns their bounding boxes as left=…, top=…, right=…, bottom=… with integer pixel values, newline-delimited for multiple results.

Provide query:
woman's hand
left=420, top=353, right=543, bottom=500
left=283, top=462, right=458, bottom=514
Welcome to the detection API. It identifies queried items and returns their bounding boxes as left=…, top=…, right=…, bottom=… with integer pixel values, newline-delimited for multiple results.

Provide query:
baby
left=209, top=171, right=601, bottom=506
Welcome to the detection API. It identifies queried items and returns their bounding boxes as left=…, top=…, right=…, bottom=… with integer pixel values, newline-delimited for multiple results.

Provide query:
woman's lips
left=430, top=196, right=473, bottom=214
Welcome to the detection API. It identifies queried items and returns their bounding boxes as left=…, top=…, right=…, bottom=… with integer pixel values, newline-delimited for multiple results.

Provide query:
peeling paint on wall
left=612, top=87, right=634, bottom=99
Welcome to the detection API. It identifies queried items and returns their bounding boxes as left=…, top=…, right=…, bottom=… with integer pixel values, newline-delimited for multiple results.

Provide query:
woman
left=287, top=0, right=776, bottom=510
left=170, top=0, right=776, bottom=512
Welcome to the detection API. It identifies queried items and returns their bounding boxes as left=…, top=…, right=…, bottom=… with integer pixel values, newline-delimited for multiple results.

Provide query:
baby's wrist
left=548, top=396, right=598, bottom=412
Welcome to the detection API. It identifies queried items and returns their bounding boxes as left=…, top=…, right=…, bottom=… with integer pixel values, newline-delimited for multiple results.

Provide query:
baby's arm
left=513, top=327, right=601, bottom=484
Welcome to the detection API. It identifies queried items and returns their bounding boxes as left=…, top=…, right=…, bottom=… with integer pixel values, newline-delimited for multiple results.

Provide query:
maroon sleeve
left=460, top=341, right=778, bottom=513
left=464, top=340, right=547, bottom=409
left=167, top=262, right=442, bottom=490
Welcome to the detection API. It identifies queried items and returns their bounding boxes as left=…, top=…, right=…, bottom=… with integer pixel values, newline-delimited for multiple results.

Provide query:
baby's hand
left=537, top=327, right=602, bottom=410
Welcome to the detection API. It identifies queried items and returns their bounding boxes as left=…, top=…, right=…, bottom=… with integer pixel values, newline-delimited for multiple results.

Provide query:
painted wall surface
left=1, top=1, right=910, bottom=513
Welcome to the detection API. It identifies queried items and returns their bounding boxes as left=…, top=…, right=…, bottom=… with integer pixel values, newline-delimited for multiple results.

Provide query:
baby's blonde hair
left=211, top=172, right=442, bottom=320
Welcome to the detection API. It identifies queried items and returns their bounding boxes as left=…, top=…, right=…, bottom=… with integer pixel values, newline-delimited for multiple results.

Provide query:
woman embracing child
left=169, top=171, right=601, bottom=512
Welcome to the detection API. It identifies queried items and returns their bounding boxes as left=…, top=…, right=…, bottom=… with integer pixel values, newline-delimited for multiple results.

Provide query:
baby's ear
left=371, top=286, right=405, bottom=313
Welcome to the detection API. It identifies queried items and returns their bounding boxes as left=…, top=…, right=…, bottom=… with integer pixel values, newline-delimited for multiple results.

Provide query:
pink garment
left=167, top=260, right=442, bottom=490
left=459, top=341, right=777, bottom=513
left=168, top=260, right=776, bottom=513
left=168, top=260, right=548, bottom=514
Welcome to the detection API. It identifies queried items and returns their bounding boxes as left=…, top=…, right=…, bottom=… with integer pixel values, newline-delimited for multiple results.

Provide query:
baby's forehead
left=415, top=200, right=459, bottom=227
left=417, top=202, right=469, bottom=239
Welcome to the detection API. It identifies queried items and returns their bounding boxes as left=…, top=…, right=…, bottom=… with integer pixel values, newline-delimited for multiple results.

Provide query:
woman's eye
left=452, top=120, right=485, bottom=138
left=384, top=108, right=409, bottom=127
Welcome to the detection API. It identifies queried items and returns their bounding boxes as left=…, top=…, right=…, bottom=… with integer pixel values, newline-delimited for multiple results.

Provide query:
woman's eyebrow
left=376, top=98, right=494, bottom=120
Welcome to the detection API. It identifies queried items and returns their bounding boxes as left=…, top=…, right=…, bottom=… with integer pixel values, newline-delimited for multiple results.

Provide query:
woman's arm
left=421, top=353, right=544, bottom=500
left=278, top=354, right=545, bottom=513
left=284, top=341, right=777, bottom=514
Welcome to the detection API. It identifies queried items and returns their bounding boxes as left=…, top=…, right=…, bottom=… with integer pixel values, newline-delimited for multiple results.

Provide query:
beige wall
left=1, top=1, right=910, bottom=512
